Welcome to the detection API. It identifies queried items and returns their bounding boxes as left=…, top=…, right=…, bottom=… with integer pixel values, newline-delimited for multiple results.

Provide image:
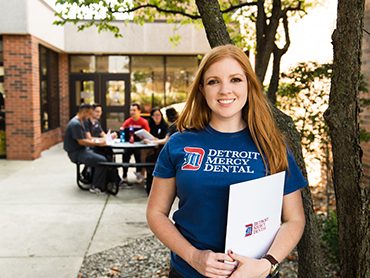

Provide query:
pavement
left=0, top=143, right=155, bottom=278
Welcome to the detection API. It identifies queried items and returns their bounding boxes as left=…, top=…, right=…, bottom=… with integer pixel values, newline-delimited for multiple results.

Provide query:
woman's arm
left=146, top=177, right=235, bottom=278
left=229, top=190, right=305, bottom=277
left=265, top=190, right=305, bottom=261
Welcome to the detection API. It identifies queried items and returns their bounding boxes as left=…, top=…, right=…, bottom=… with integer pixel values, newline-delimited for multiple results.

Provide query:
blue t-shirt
left=153, top=125, right=307, bottom=278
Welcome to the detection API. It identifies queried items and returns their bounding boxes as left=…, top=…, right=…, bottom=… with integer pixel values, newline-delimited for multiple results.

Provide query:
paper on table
left=134, top=129, right=155, bottom=140
left=224, top=171, right=285, bottom=259
left=105, top=130, right=114, bottom=145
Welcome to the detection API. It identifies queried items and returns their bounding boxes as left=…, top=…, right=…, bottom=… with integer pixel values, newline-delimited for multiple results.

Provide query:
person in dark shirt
left=148, top=107, right=168, bottom=140
left=144, top=107, right=178, bottom=195
left=147, top=45, right=306, bottom=278
left=84, top=104, right=114, bottom=138
left=63, top=103, right=108, bottom=193
left=84, top=104, right=116, bottom=161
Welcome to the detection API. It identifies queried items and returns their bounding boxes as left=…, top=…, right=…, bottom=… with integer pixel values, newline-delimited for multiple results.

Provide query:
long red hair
left=177, top=44, right=288, bottom=174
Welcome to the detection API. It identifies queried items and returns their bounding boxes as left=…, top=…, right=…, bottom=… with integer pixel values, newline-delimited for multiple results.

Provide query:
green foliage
left=53, top=0, right=312, bottom=52
left=277, top=62, right=332, bottom=159
left=321, top=211, right=339, bottom=263
left=360, top=128, right=370, bottom=142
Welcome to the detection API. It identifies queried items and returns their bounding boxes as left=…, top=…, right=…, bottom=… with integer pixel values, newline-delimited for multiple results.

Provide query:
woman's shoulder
left=167, top=128, right=201, bottom=142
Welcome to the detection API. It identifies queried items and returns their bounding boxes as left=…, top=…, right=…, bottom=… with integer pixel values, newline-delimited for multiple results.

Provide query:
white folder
left=104, top=130, right=114, bottom=145
left=224, top=171, right=285, bottom=258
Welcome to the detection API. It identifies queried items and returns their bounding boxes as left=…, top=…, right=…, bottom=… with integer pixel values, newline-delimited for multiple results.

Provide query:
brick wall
left=59, top=53, right=69, bottom=134
left=4, top=35, right=68, bottom=160
left=360, top=0, right=370, bottom=184
left=4, top=35, right=37, bottom=160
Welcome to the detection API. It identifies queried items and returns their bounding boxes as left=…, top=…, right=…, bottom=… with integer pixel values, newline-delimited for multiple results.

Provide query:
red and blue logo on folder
left=245, top=224, right=253, bottom=237
left=182, top=147, right=205, bottom=171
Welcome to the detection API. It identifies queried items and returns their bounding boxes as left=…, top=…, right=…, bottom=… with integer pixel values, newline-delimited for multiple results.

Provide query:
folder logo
left=245, top=224, right=253, bottom=237
left=182, top=147, right=205, bottom=171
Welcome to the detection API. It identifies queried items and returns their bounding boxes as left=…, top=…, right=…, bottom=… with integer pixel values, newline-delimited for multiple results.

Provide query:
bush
left=321, top=211, right=339, bottom=263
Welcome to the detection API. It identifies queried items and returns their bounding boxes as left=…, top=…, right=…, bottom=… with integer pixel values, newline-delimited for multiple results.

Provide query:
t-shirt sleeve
left=122, top=119, right=130, bottom=129
left=97, top=123, right=104, bottom=134
left=153, top=139, right=176, bottom=178
left=71, top=121, right=85, bottom=141
left=283, top=150, right=308, bottom=195
left=83, top=120, right=91, bottom=133
left=143, top=119, right=150, bottom=132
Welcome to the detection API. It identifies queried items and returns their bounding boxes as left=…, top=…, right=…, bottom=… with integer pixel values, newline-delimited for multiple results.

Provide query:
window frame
left=39, top=45, right=60, bottom=132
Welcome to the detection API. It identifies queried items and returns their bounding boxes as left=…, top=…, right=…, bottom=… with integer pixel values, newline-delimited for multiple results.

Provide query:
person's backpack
left=105, top=167, right=120, bottom=195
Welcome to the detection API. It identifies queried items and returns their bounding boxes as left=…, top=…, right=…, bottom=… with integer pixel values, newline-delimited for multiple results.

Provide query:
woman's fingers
left=204, top=252, right=236, bottom=277
left=191, top=250, right=236, bottom=277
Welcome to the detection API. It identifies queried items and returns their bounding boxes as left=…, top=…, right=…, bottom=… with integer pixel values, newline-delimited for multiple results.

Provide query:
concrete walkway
left=0, top=143, right=153, bottom=278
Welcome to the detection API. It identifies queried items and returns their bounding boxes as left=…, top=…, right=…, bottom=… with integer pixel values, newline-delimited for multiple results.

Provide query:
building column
left=3, top=35, right=41, bottom=159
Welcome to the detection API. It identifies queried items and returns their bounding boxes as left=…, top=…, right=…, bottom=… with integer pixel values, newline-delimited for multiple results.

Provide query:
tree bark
left=255, top=0, right=282, bottom=83
left=195, top=0, right=232, bottom=47
left=267, top=14, right=290, bottom=104
left=272, top=106, right=325, bottom=278
left=197, top=0, right=325, bottom=276
left=324, top=0, right=370, bottom=276
left=267, top=46, right=283, bottom=104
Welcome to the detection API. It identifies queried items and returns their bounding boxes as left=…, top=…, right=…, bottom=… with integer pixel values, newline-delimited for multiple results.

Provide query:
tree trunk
left=196, top=1, right=325, bottom=276
left=195, top=0, right=232, bottom=47
left=255, top=0, right=281, bottom=83
left=272, top=106, right=325, bottom=278
left=324, top=0, right=370, bottom=276
left=267, top=47, right=283, bottom=104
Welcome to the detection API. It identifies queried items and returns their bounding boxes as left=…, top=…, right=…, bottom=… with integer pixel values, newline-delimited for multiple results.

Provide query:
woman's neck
left=209, top=118, right=246, bottom=133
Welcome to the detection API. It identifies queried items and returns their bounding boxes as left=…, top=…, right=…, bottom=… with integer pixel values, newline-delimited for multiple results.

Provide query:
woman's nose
left=219, top=81, right=232, bottom=94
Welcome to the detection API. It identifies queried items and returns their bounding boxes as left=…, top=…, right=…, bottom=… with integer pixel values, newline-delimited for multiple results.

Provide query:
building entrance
left=70, top=73, right=130, bottom=131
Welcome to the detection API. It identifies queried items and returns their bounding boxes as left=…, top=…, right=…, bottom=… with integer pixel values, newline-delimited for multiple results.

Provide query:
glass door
left=100, top=73, right=130, bottom=131
left=69, top=73, right=130, bottom=131
left=69, top=74, right=99, bottom=117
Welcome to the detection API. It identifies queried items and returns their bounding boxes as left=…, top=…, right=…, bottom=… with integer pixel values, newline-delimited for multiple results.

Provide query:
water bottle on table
left=129, top=126, right=135, bottom=144
left=119, top=127, right=125, bottom=143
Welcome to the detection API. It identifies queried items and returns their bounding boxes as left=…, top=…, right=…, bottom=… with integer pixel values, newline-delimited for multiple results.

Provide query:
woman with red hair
left=147, top=45, right=307, bottom=278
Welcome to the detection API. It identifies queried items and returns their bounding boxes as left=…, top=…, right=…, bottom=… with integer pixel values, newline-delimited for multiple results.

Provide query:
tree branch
left=221, top=1, right=258, bottom=14
left=283, top=1, right=304, bottom=13
left=267, top=14, right=290, bottom=104
left=281, top=13, right=291, bottom=53
left=108, top=3, right=201, bottom=20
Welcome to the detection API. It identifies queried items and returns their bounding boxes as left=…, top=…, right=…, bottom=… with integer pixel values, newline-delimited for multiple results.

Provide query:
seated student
left=82, top=104, right=121, bottom=186
left=144, top=107, right=178, bottom=195
left=63, top=103, right=108, bottom=194
left=148, top=107, right=168, bottom=140
left=120, top=103, right=150, bottom=183
left=84, top=103, right=116, bottom=161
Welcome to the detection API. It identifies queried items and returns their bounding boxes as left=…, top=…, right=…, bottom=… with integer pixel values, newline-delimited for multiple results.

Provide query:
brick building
left=0, top=0, right=209, bottom=160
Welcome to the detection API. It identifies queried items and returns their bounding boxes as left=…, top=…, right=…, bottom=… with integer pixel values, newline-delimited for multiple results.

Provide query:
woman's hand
left=143, top=138, right=158, bottom=144
left=228, top=250, right=270, bottom=278
left=189, top=249, right=236, bottom=278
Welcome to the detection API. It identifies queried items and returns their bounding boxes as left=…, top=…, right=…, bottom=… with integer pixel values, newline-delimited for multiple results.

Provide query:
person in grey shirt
left=64, top=103, right=108, bottom=193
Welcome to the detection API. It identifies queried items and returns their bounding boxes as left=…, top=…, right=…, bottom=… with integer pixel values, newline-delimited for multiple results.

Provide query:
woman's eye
left=207, top=79, right=218, bottom=85
left=231, top=77, right=242, bottom=83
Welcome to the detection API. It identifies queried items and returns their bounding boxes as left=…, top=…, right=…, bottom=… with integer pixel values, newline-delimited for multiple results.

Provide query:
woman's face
left=152, top=110, right=162, bottom=124
left=201, top=57, right=248, bottom=125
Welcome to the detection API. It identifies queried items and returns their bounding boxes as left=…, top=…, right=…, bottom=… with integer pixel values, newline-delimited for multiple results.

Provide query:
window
left=131, top=56, right=165, bottom=112
left=165, top=56, right=198, bottom=106
left=70, top=55, right=95, bottom=73
left=39, top=45, right=60, bottom=132
left=96, top=56, right=129, bottom=73
left=70, top=55, right=129, bottom=73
